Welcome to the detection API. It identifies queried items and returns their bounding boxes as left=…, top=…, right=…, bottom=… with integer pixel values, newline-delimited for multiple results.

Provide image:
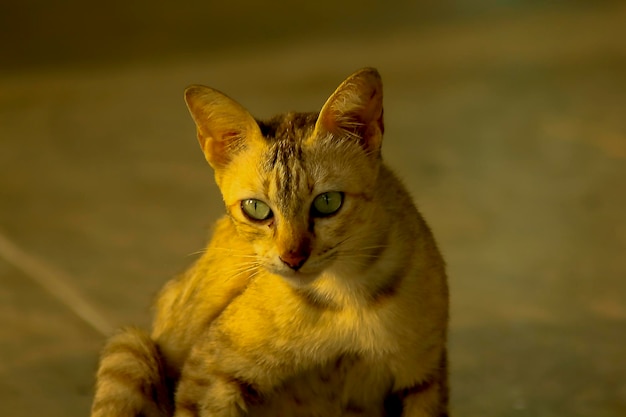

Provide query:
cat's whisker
left=223, top=261, right=260, bottom=274
left=337, top=246, right=389, bottom=258
left=210, top=246, right=250, bottom=253
left=247, top=270, right=261, bottom=280
left=188, top=246, right=259, bottom=258
left=222, top=261, right=264, bottom=279
left=324, top=235, right=357, bottom=252
left=338, top=253, right=382, bottom=260
left=209, top=247, right=259, bottom=259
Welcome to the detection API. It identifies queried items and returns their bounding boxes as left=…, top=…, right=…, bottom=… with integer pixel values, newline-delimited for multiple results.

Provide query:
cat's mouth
left=264, top=251, right=338, bottom=287
left=264, top=262, right=323, bottom=287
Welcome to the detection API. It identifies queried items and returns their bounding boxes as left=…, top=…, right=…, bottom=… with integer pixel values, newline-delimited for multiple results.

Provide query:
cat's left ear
left=184, top=85, right=261, bottom=169
left=313, top=68, right=384, bottom=155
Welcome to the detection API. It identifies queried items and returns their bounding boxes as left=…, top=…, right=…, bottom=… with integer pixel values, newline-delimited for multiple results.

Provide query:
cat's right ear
left=184, top=86, right=261, bottom=169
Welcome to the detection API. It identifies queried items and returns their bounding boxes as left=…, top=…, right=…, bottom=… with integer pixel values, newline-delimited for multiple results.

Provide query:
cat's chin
left=272, top=269, right=321, bottom=288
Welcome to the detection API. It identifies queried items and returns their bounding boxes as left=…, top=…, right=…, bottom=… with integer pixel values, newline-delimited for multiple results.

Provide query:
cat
left=90, top=68, right=449, bottom=417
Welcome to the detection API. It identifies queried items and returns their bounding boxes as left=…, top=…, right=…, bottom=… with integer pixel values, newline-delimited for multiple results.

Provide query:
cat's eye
left=241, top=199, right=273, bottom=221
left=311, top=192, right=344, bottom=217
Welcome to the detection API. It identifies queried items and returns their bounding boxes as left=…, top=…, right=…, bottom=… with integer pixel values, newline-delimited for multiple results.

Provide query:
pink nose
left=279, top=251, right=309, bottom=271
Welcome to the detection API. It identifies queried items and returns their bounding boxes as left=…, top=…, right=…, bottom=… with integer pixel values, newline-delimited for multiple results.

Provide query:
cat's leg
left=392, top=377, right=448, bottom=417
left=91, top=327, right=172, bottom=417
left=386, top=349, right=449, bottom=417
left=174, top=365, right=247, bottom=417
left=174, top=346, right=256, bottom=417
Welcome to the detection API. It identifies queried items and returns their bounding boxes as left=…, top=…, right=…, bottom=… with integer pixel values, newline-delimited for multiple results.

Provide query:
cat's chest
left=261, top=275, right=405, bottom=358
left=246, top=355, right=393, bottom=417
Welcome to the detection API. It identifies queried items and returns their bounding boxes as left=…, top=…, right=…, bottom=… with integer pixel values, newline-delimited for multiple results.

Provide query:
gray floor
left=1, top=2, right=625, bottom=416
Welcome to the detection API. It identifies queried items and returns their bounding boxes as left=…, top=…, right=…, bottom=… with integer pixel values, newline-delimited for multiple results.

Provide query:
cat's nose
left=279, top=251, right=309, bottom=271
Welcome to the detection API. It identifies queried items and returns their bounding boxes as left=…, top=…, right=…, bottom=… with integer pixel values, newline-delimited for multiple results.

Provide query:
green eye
left=312, top=192, right=344, bottom=217
left=241, top=199, right=273, bottom=221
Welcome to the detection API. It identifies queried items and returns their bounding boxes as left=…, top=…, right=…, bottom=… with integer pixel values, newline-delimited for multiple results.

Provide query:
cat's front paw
left=174, top=373, right=247, bottom=417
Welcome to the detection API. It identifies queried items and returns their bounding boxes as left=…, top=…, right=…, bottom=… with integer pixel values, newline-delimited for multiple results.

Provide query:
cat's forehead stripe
left=268, top=137, right=305, bottom=214
left=258, top=112, right=318, bottom=215
left=257, top=112, right=318, bottom=142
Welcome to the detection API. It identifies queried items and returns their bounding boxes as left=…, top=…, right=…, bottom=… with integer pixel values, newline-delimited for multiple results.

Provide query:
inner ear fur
left=184, top=85, right=261, bottom=169
left=313, top=68, right=384, bottom=154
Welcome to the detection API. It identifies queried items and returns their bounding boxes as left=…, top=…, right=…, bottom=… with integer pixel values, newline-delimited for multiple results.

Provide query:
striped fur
left=91, top=68, right=449, bottom=417
left=91, top=327, right=172, bottom=417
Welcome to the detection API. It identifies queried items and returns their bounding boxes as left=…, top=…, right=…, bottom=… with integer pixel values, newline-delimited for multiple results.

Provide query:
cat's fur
left=91, top=68, right=449, bottom=417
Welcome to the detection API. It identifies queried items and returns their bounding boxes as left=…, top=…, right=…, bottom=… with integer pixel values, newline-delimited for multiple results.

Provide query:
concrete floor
left=1, top=2, right=625, bottom=416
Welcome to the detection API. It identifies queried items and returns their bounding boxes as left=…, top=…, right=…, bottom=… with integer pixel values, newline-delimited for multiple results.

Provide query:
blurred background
left=1, top=1, right=625, bottom=416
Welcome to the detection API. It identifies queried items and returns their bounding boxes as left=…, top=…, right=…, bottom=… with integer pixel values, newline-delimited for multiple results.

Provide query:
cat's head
left=185, top=68, right=384, bottom=287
